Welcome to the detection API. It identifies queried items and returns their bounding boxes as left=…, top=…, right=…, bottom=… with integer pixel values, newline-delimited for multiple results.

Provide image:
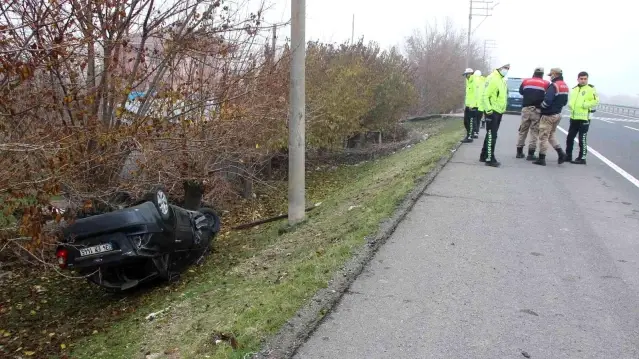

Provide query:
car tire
left=197, top=207, right=220, bottom=255
left=144, top=187, right=172, bottom=221
left=198, top=207, right=221, bottom=234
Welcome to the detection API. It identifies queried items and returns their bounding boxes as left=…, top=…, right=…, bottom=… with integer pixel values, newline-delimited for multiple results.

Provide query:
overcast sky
left=256, top=0, right=638, bottom=98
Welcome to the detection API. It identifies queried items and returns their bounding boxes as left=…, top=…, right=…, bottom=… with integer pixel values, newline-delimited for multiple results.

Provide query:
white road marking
left=598, top=110, right=639, bottom=120
left=624, top=125, right=639, bottom=132
left=557, top=126, right=639, bottom=189
left=561, top=114, right=639, bottom=123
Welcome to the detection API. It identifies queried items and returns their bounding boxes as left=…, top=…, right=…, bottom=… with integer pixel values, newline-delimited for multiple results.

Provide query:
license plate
left=79, top=243, right=113, bottom=256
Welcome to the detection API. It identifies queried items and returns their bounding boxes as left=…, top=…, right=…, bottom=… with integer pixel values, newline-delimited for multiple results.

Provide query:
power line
left=466, top=0, right=499, bottom=68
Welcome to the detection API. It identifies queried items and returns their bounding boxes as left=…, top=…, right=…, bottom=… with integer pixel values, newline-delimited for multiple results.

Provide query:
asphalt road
left=294, top=114, right=639, bottom=359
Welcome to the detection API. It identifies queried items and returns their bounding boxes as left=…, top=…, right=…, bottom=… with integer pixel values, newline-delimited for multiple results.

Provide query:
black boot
left=571, top=158, right=587, bottom=165
left=516, top=146, right=525, bottom=158
left=526, top=148, right=537, bottom=161
left=533, top=154, right=546, bottom=166
left=486, top=158, right=501, bottom=167
left=479, top=147, right=487, bottom=162
left=555, top=147, right=567, bottom=164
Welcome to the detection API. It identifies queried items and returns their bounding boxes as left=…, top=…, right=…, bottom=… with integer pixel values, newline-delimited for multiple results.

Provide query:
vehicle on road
left=506, top=77, right=524, bottom=114
left=55, top=188, right=221, bottom=292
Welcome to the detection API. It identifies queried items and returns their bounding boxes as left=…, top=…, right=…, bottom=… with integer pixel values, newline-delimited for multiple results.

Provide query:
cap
left=499, top=63, right=511, bottom=69
left=463, top=68, right=474, bottom=75
left=473, top=70, right=482, bottom=76
left=547, top=67, right=562, bottom=76
left=534, top=66, right=544, bottom=73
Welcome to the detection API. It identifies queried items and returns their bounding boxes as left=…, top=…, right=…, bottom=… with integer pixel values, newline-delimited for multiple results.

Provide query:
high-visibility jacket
left=568, top=84, right=599, bottom=121
left=465, top=76, right=476, bottom=108
left=482, top=69, right=507, bottom=114
left=475, top=75, right=486, bottom=111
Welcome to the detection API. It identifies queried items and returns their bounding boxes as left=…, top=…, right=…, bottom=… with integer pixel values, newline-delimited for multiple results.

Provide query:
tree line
left=0, top=0, right=492, bottom=262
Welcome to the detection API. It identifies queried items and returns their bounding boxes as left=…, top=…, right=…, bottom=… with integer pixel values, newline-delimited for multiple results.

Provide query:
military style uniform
left=534, top=68, right=569, bottom=166
left=516, top=69, right=550, bottom=160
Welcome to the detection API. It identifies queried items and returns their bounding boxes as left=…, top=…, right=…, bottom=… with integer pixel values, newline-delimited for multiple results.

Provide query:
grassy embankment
left=0, top=117, right=463, bottom=359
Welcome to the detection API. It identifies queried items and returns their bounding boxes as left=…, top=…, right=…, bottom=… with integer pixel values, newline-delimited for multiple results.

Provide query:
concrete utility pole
left=351, top=14, right=355, bottom=43
left=466, top=0, right=499, bottom=68
left=271, top=24, right=277, bottom=63
left=483, top=39, right=497, bottom=67
left=289, top=0, right=306, bottom=225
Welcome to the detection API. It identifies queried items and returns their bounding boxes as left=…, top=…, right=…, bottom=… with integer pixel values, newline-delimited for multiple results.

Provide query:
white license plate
left=79, top=243, right=114, bottom=256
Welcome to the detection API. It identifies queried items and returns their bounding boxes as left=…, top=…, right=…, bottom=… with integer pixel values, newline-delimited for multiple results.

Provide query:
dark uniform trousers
left=481, top=112, right=503, bottom=161
left=464, top=106, right=477, bottom=138
left=566, top=119, right=590, bottom=159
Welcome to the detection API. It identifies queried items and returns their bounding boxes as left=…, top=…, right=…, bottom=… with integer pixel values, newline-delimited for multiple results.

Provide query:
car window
left=507, top=78, right=522, bottom=92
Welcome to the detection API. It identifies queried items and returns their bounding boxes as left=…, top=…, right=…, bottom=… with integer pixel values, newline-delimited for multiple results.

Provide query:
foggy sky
left=259, top=0, right=639, bottom=99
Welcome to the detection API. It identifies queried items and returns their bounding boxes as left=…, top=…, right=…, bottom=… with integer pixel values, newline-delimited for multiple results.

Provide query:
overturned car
left=55, top=188, right=220, bottom=292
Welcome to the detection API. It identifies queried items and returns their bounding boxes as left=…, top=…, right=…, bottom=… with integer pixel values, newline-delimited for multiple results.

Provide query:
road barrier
left=597, top=103, right=639, bottom=117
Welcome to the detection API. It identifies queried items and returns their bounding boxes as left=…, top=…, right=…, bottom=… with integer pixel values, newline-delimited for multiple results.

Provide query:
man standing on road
left=474, top=70, right=486, bottom=130
left=533, top=68, right=569, bottom=166
left=461, top=68, right=478, bottom=143
left=480, top=63, right=510, bottom=167
left=566, top=71, right=599, bottom=164
left=516, top=67, right=549, bottom=160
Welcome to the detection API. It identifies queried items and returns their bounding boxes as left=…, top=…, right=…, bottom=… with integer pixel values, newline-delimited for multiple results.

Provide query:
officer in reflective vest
left=566, top=71, right=599, bottom=164
left=480, top=63, right=510, bottom=168
left=461, top=68, right=478, bottom=143
left=474, top=70, right=486, bottom=130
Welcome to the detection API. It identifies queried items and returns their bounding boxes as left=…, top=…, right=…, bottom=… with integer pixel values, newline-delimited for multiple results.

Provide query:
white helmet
left=463, top=67, right=474, bottom=75
left=474, top=70, right=482, bottom=76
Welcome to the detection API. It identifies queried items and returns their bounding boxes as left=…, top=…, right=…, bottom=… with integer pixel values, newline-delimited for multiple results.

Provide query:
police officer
left=480, top=63, right=510, bottom=167
left=474, top=70, right=486, bottom=130
left=461, top=68, right=478, bottom=143
left=516, top=67, right=549, bottom=160
left=533, top=67, right=569, bottom=166
left=566, top=71, right=599, bottom=164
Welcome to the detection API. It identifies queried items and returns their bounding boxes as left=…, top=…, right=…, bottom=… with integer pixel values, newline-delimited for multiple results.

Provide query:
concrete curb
left=252, top=135, right=465, bottom=359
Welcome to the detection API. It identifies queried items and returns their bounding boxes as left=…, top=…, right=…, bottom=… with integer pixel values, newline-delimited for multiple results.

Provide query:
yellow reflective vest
left=465, top=75, right=476, bottom=108
left=482, top=69, right=507, bottom=114
left=568, top=84, right=599, bottom=121
left=474, top=75, right=486, bottom=112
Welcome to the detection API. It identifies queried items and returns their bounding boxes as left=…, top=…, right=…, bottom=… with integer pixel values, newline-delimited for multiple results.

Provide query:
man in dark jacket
left=533, top=68, right=569, bottom=166
left=516, top=67, right=550, bottom=160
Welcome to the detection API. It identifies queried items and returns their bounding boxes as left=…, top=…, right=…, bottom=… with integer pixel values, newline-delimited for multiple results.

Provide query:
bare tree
left=404, top=18, right=491, bottom=115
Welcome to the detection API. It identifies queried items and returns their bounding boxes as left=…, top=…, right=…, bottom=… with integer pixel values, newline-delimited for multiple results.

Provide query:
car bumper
left=506, top=103, right=523, bottom=114
left=60, top=232, right=160, bottom=269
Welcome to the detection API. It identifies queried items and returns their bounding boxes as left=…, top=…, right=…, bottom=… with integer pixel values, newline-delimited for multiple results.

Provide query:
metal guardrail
left=597, top=103, right=639, bottom=117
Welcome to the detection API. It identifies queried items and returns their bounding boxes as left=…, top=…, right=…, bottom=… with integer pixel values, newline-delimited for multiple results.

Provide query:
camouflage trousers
left=538, top=114, right=562, bottom=155
left=517, top=106, right=541, bottom=150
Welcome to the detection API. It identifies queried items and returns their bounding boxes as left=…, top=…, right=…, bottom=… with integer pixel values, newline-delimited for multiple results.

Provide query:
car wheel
left=197, top=207, right=220, bottom=256
left=198, top=207, right=221, bottom=234
left=144, top=187, right=172, bottom=221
